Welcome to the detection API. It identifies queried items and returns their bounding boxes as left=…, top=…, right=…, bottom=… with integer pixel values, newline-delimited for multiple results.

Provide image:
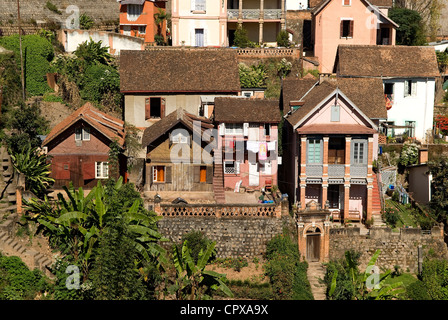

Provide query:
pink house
left=213, top=98, right=281, bottom=192
left=310, top=0, right=398, bottom=73
left=281, top=77, right=387, bottom=223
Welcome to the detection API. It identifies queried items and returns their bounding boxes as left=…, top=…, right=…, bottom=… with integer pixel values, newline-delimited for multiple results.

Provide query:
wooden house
left=42, top=103, right=126, bottom=189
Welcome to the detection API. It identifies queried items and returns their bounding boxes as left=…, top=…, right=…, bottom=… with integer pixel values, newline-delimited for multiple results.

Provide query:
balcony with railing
left=328, top=165, right=345, bottom=178
left=227, top=9, right=282, bottom=20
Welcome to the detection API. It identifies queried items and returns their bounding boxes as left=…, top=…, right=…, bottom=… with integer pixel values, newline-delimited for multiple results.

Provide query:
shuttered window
left=307, top=139, right=322, bottom=164
left=95, top=162, right=109, bottom=179
left=145, top=97, right=166, bottom=120
left=340, top=20, right=354, bottom=38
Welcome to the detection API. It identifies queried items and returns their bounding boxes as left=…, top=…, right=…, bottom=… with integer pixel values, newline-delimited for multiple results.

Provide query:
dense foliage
left=238, top=63, right=268, bottom=89
left=264, top=233, right=313, bottom=300
left=0, top=253, right=50, bottom=300
left=0, top=35, right=55, bottom=96
left=276, top=30, right=290, bottom=48
left=233, top=26, right=255, bottom=48
left=388, top=8, right=426, bottom=46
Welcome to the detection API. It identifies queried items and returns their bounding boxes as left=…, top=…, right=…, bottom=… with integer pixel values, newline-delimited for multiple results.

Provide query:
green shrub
left=0, top=253, right=50, bottom=300
left=264, top=234, right=313, bottom=300
left=233, top=26, right=255, bottom=48
left=406, top=280, right=431, bottom=300
left=45, top=1, right=61, bottom=14
left=79, top=63, right=120, bottom=103
left=383, top=206, right=401, bottom=228
left=238, top=63, right=268, bottom=89
left=276, top=30, right=290, bottom=47
left=79, top=13, right=94, bottom=30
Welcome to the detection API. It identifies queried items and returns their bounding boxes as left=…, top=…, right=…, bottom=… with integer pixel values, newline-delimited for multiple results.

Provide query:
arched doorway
left=306, top=226, right=321, bottom=262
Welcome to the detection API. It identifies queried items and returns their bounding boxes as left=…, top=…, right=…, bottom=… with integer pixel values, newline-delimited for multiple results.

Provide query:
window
left=264, top=124, right=271, bottom=136
left=200, top=166, right=207, bottom=182
left=75, top=127, right=90, bottom=141
left=195, top=29, right=204, bottom=47
left=192, top=0, right=206, bottom=11
left=260, top=161, right=272, bottom=175
left=138, top=26, right=146, bottom=35
left=331, top=105, right=340, bottom=122
left=352, top=140, right=367, bottom=164
left=95, top=162, right=109, bottom=179
left=225, top=123, right=244, bottom=135
left=224, top=161, right=239, bottom=174
left=171, top=131, right=189, bottom=144
left=145, top=97, right=165, bottom=120
left=123, top=25, right=131, bottom=36
left=127, top=4, right=143, bottom=21
left=384, top=83, right=394, bottom=98
left=242, top=91, right=253, bottom=98
left=405, top=121, right=416, bottom=138
left=404, top=80, right=417, bottom=97
left=343, top=0, right=351, bottom=5
left=328, top=138, right=345, bottom=164
left=153, top=166, right=165, bottom=182
left=340, top=19, right=353, bottom=38
left=307, top=139, right=322, bottom=164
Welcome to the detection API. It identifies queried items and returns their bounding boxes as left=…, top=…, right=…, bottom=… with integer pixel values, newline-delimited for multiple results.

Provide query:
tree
left=168, top=240, right=232, bottom=300
left=428, top=155, right=448, bottom=223
left=74, top=38, right=112, bottom=67
left=154, top=8, right=169, bottom=46
left=90, top=217, right=150, bottom=300
left=4, top=101, right=49, bottom=154
left=388, top=8, right=427, bottom=46
left=24, top=177, right=166, bottom=286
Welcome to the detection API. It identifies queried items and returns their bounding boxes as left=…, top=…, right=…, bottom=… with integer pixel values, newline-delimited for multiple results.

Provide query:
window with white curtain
left=127, top=4, right=143, bottom=21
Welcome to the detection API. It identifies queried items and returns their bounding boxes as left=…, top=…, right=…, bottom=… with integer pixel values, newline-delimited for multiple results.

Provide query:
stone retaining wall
left=158, top=215, right=293, bottom=259
left=329, top=225, right=448, bottom=273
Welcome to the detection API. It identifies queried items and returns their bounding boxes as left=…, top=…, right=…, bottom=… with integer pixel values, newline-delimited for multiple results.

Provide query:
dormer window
left=75, top=127, right=90, bottom=141
left=171, top=131, right=189, bottom=144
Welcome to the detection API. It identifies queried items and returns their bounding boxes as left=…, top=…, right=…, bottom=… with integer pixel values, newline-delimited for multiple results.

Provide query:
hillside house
left=141, top=108, right=216, bottom=201
left=42, top=103, right=126, bottom=189
left=118, top=0, right=167, bottom=44
left=335, top=45, right=440, bottom=142
left=308, top=0, right=397, bottom=73
left=213, top=97, right=281, bottom=192
left=281, top=77, right=386, bottom=223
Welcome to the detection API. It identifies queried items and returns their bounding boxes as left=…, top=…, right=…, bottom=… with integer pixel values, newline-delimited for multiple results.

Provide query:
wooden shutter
left=349, top=20, right=354, bottom=38
left=165, top=166, right=172, bottom=183
left=149, top=165, right=153, bottom=184
left=145, top=98, right=151, bottom=120
left=194, top=165, right=201, bottom=183
left=82, top=162, right=95, bottom=180
left=161, top=98, right=166, bottom=118
left=55, top=162, right=70, bottom=180
left=206, top=166, right=213, bottom=184
left=340, top=20, right=344, bottom=38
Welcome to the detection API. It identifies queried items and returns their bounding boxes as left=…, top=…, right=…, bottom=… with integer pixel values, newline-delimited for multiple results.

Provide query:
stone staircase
left=307, top=262, right=327, bottom=300
left=213, top=152, right=226, bottom=204
left=0, top=146, right=54, bottom=277
left=372, top=173, right=386, bottom=227
left=0, top=215, right=54, bottom=277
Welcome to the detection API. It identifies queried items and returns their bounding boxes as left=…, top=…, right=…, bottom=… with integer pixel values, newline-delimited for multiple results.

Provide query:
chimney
left=419, top=148, right=428, bottom=164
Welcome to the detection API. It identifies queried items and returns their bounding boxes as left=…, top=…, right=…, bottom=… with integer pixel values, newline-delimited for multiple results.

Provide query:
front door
left=306, top=234, right=321, bottom=262
left=249, top=161, right=259, bottom=186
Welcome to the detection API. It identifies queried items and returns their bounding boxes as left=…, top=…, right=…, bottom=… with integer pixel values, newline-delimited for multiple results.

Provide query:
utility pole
left=17, top=0, right=25, bottom=101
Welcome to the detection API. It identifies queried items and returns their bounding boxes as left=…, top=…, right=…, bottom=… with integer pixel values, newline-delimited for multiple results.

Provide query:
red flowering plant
left=435, top=115, right=448, bottom=135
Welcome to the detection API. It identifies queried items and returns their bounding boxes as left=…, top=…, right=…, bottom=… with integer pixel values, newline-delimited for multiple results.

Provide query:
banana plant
left=328, top=249, right=405, bottom=300
left=169, top=240, right=233, bottom=300
left=9, top=142, right=54, bottom=197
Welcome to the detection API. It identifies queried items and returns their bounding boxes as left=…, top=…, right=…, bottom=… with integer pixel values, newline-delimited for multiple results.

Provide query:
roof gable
left=120, top=49, right=241, bottom=93
left=141, top=108, right=214, bottom=147
left=284, top=78, right=385, bottom=127
left=43, top=103, right=125, bottom=147
left=293, top=88, right=377, bottom=131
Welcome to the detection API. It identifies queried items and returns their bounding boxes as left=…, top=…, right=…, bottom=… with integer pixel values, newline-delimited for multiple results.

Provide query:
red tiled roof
left=297, top=124, right=377, bottom=135
left=43, top=102, right=125, bottom=147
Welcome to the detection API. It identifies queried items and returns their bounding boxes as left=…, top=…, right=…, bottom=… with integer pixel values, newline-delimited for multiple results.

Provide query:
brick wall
left=329, top=226, right=448, bottom=273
